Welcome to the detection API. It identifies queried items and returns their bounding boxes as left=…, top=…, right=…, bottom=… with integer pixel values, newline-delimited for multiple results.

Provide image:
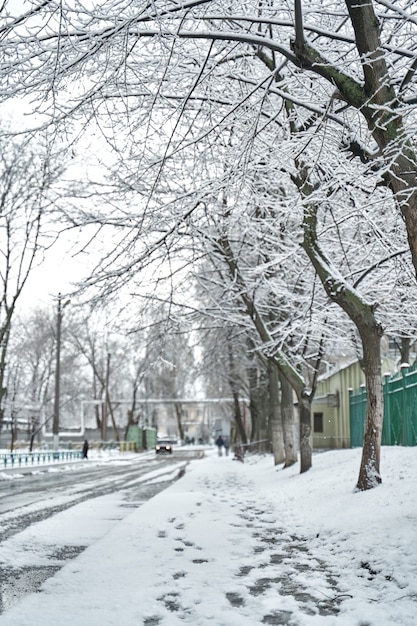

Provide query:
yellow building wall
left=312, top=361, right=366, bottom=449
left=312, top=358, right=395, bottom=449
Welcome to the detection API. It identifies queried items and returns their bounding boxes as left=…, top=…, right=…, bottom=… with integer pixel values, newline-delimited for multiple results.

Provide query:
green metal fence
left=349, top=366, right=417, bottom=447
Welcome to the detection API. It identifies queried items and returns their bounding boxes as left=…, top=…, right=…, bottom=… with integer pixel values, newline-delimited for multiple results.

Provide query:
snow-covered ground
left=0, top=446, right=416, bottom=626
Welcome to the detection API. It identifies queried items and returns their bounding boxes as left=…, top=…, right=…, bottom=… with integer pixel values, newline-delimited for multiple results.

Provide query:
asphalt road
left=0, top=449, right=199, bottom=613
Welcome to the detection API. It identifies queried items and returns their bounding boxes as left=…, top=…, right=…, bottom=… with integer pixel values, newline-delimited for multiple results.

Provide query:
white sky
left=0, top=446, right=416, bottom=625
left=19, top=235, right=93, bottom=310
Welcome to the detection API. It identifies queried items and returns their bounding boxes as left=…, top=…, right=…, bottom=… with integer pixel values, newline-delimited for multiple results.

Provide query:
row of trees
left=4, top=304, right=202, bottom=446
left=7, top=301, right=282, bottom=453
left=1, top=1, right=417, bottom=489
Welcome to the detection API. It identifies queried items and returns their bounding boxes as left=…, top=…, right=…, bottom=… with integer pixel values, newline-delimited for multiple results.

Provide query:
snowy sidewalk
left=1, top=448, right=417, bottom=626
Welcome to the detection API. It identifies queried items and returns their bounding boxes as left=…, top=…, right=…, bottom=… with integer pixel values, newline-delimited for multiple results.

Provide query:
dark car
left=155, top=439, right=173, bottom=454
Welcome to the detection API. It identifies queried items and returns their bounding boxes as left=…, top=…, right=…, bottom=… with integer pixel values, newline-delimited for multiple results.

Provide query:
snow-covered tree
left=3, top=1, right=417, bottom=489
left=0, top=132, right=66, bottom=431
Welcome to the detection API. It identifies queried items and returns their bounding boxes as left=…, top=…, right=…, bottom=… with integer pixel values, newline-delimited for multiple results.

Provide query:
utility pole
left=52, top=293, right=70, bottom=452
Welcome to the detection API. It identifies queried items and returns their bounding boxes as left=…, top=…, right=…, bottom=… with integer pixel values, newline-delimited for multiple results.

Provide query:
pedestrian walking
left=215, top=435, right=225, bottom=456
left=82, top=439, right=89, bottom=459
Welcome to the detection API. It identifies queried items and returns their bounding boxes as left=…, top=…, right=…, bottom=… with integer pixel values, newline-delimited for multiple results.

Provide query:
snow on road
left=0, top=447, right=416, bottom=625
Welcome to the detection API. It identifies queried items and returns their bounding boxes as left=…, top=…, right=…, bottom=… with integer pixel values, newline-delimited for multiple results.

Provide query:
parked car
left=155, top=439, right=173, bottom=454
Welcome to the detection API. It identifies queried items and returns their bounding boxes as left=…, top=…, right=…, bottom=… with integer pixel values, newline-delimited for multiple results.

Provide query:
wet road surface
left=0, top=451, right=194, bottom=612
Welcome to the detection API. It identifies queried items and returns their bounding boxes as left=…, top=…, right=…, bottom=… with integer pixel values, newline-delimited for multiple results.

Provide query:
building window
left=313, top=412, right=324, bottom=433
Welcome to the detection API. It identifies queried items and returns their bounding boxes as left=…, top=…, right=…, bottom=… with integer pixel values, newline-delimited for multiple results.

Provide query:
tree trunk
left=356, top=322, right=383, bottom=490
left=297, top=393, right=312, bottom=474
left=226, top=335, right=248, bottom=444
left=175, top=401, right=184, bottom=441
left=269, top=361, right=285, bottom=465
left=93, top=373, right=102, bottom=430
left=399, top=337, right=411, bottom=366
left=247, top=360, right=262, bottom=442
left=107, top=396, right=120, bottom=441
left=0, top=337, right=9, bottom=431
left=10, top=413, right=16, bottom=453
left=125, top=409, right=135, bottom=441
left=302, top=198, right=384, bottom=489
left=280, top=371, right=297, bottom=468
left=103, top=352, right=120, bottom=441
left=232, top=389, right=247, bottom=444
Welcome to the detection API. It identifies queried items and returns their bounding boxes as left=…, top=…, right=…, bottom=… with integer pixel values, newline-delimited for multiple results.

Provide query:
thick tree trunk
left=356, top=323, right=383, bottom=490
left=232, top=389, right=247, bottom=444
left=246, top=337, right=270, bottom=445
left=298, top=393, right=312, bottom=474
left=93, top=374, right=102, bottom=430
left=400, top=337, right=411, bottom=366
left=0, top=338, right=9, bottom=431
left=269, top=361, right=285, bottom=465
left=226, top=333, right=248, bottom=444
left=248, top=362, right=267, bottom=443
left=280, top=371, right=297, bottom=468
left=175, top=401, right=184, bottom=441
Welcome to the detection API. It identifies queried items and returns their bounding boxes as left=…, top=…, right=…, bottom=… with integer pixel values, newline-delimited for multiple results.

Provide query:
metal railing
left=1, top=450, right=83, bottom=468
left=1, top=441, right=139, bottom=468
